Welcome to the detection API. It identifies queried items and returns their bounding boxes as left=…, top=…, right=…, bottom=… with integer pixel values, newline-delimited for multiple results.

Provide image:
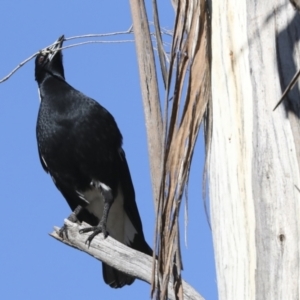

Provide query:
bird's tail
left=102, top=263, right=135, bottom=288
left=102, top=236, right=152, bottom=288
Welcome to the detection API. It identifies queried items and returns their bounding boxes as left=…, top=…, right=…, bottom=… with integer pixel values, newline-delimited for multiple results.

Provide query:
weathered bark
left=50, top=220, right=203, bottom=300
left=154, top=1, right=211, bottom=299
left=209, top=1, right=300, bottom=299
left=129, top=0, right=163, bottom=208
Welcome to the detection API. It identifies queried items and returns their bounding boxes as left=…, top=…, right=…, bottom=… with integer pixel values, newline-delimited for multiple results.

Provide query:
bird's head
left=35, top=35, right=65, bottom=83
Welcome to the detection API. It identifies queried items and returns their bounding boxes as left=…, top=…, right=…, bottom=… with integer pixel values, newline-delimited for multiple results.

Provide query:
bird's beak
left=45, top=35, right=65, bottom=61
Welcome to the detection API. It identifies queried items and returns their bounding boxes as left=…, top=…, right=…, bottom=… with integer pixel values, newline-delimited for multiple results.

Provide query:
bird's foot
left=79, top=221, right=108, bottom=247
left=79, top=183, right=113, bottom=246
left=58, top=206, right=82, bottom=240
left=58, top=224, right=70, bottom=240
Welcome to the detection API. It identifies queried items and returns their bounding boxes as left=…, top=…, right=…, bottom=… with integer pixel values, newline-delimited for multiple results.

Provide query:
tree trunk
left=209, top=1, right=300, bottom=299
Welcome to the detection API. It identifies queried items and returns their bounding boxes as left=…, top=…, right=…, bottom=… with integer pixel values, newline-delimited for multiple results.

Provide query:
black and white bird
left=35, top=35, right=152, bottom=288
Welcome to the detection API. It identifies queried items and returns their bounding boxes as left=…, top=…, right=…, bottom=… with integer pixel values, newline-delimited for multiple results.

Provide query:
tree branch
left=0, top=40, right=134, bottom=84
left=0, top=28, right=171, bottom=85
left=129, top=0, right=164, bottom=209
left=49, top=220, right=203, bottom=300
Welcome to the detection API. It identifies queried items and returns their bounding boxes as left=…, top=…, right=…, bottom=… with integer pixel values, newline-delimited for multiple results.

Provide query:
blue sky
left=0, top=2, right=217, bottom=299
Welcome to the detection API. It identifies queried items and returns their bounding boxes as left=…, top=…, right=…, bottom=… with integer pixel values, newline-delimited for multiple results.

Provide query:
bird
left=34, top=35, right=152, bottom=288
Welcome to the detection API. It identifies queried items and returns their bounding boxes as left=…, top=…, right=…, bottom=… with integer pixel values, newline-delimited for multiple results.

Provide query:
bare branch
left=0, top=27, right=171, bottom=84
left=0, top=52, right=39, bottom=84
left=0, top=40, right=134, bottom=84
left=65, top=26, right=133, bottom=41
left=58, top=40, right=135, bottom=51
left=49, top=220, right=204, bottom=300
left=273, top=68, right=300, bottom=111
left=129, top=0, right=164, bottom=209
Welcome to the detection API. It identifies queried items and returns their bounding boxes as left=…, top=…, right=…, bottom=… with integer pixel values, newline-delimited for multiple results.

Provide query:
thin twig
left=149, top=22, right=174, bottom=37
left=0, top=52, right=39, bottom=84
left=59, top=40, right=135, bottom=51
left=0, top=40, right=134, bottom=84
left=0, top=25, right=172, bottom=84
left=273, top=68, right=300, bottom=111
left=65, top=26, right=133, bottom=41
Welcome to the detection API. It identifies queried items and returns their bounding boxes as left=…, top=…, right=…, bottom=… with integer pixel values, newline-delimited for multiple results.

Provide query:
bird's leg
left=58, top=205, right=83, bottom=240
left=79, top=185, right=114, bottom=246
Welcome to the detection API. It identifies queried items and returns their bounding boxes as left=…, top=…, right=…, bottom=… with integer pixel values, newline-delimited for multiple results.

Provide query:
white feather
left=38, top=88, right=42, bottom=102
left=76, top=190, right=89, bottom=203
left=83, top=182, right=137, bottom=244
left=99, top=182, right=110, bottom=191
left=41, top=155, right=47, bottom=168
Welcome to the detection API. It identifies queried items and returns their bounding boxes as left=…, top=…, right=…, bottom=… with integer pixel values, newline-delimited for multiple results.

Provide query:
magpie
left=35, top=35, right=152, bottom=288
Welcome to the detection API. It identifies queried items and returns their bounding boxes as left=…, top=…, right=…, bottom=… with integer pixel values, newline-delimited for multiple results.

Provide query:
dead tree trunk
left=209, top=1, right=300, bottom=299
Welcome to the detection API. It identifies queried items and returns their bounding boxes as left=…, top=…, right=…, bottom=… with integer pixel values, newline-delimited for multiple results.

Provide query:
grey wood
left=50, top=220, right=203, bottom=300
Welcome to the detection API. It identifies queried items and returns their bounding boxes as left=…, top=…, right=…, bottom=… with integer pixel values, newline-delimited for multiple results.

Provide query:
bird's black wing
left=38, top=148, right=94, bottom=218
left=37, top=146, right=80, bottom=210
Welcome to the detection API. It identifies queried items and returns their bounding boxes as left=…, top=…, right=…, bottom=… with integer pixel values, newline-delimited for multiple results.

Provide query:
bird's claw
left=58, top=224, right=69, bottom=240
left=79, top=223, right=108, bottom=247
left=58, top=208, right=81, bottom=240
